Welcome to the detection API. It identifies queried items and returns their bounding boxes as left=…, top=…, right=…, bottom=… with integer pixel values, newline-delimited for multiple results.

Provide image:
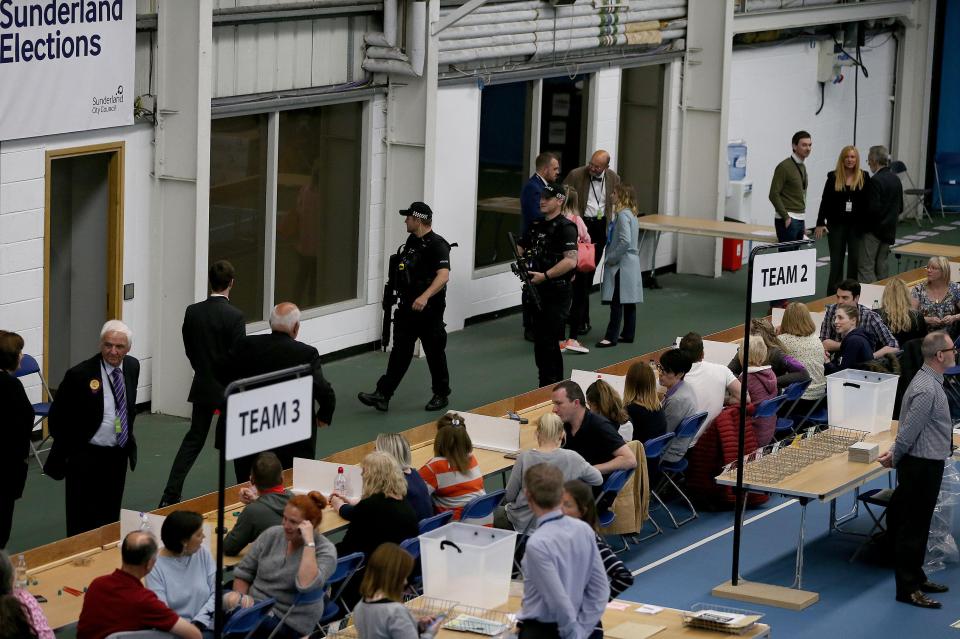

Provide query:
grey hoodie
left=222, top=490, right=292, bottom=556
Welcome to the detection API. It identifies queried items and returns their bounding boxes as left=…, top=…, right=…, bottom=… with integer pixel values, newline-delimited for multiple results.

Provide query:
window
left=209, top=102, right=365, bottom=322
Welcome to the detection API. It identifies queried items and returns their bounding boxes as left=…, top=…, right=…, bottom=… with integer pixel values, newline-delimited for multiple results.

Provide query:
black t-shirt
left=397, top=230, right=451, bottom=305
left=563, top=410, right=626, bottom=467
left=518, top=214, right=577, bottom=282
left=626, top=404, right=667, bottom=444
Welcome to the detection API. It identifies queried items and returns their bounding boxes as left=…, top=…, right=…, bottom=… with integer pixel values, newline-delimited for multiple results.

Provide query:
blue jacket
left=520, top=173, right=546, bottom=234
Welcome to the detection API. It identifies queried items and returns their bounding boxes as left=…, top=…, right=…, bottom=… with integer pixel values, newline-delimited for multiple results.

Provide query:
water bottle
left=334, top=466, right=348, bottom=495
left=139, top=512, right=152, bottom=533
left=15, top=554, right=27, bottom=589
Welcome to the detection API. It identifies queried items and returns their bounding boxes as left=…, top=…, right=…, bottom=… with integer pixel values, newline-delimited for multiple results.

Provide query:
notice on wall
left=225, top=376, right=313, bottom=461
left=0, top=0, right=135, bottom=141
left=751, top=248, right=817, bottom=303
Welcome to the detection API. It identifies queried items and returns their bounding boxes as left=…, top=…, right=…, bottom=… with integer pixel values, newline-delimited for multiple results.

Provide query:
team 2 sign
left=224, top=376, right=313, bottom=461
left=751, top=248, right=817, bottom=303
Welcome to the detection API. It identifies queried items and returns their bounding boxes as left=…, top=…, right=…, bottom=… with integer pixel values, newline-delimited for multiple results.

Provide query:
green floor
left=10, top=216, right=956, bottom=555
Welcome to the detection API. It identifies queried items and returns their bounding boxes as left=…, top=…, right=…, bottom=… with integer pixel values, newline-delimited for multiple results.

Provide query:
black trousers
left=886, top=455, right=945, bottom=597
left=567, top=271, right=591, bottom=339
left=65, top=443, right=128, bottom=537
left=518, top=620, right=560, bottom=639
left=0, top=495, right=15, bottom=548
left=581, top=217, right=608, bottom=329
left=162, top=403, right=218, bottom=503
left=826, top=223, right=861, bottom=296
left=531, top=282, right=571, bottom=388
left=377, top=306, right=450, bottom=399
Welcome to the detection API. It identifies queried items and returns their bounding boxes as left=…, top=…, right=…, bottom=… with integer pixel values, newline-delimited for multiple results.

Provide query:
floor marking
left=934, top=225, right=954, bottom=231
left=632, top=499, right=798, bottom=575
left=916, top=231, right=939, bottom=237
left=902, top=234, right=926, bottom=241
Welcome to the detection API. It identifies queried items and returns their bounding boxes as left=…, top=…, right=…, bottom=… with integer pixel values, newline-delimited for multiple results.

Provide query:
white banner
left=0, top=0, right=135, bottom=140
left=751, top=248, right=817, bottom=303
left=225, top=376, right=313, bottom=462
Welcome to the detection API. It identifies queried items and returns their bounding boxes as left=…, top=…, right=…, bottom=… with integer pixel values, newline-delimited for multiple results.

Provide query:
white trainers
left=565, top=339, right=590, bottom=354
left=559, top=339, right=570, bottom=353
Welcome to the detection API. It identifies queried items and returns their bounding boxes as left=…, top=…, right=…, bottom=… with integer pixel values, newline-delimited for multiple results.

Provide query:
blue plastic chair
left=460, top=489, right=506, bottom=525
left=266, top=587, right=327, bottom=639
left=781, top=379, right=811, bottom=415
left=594, top=468, right=635, bottom=552
left=639, top=432, right=675, bottom=540
left=754, top=393, right=793, bottom=437
left=319, top=551, right=366, bottom=625
left=222, top=597, right=276, bottom=637
left=400, top=536, right=423, bottom=594
left=418, top=510, right=454, bottom=534
left=657, top=412, right=707, bottom=528
left=14, top=353, right=54, bottom=467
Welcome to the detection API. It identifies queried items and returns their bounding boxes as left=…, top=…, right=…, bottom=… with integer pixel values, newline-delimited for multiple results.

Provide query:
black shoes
left=158, top=497, right=179, bottom=509
left=425, top=395, right=449, bottom=411
left=896, top=591, right=942, bottom=608
left=524, top=329, right=535, bottom=343
left=920, top=581, right=949, bottom=594
left=595, top=340, right=616, bottom=348
left=358, top=391, right=389, bottom=412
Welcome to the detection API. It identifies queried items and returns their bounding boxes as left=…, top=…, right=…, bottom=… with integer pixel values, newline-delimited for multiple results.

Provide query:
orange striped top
left=418, top=453, right=485, bottom=520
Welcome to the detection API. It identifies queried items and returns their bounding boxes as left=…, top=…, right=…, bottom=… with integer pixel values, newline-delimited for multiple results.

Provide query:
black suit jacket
left=218, top=331, right=336, bottom=425
left=183, top=295, right=246, bottom=405
left=864, top=166, right=904, bottom=244
left=1, top=370, right=35, bottom=499
left=46, top=354, right=140, bottom=477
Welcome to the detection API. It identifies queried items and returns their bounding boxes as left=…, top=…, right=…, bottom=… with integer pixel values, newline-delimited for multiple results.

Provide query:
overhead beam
left=432, top=0, right=489, bottom=35
left=733, top=0, right=916, bottom=34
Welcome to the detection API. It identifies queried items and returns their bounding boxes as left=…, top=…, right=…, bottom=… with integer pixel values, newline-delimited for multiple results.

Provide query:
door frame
left=43, top=141, right=126, bottom=392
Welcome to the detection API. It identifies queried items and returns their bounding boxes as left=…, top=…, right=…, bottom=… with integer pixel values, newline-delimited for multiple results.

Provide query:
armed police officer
left=359, top=202, right=452, bottom=412
left=517, top=183, right=578, bottom=387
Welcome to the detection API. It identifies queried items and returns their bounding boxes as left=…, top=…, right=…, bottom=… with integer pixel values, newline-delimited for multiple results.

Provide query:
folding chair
left=849, top=488, right=894, bottom=563
left=319, top=551, right=365, bottom=625
left=14, top=353, right=54, bottom=467
left=267, top=587, right=327, bottom=639
left=399, top=537, right=423, bottom=595
left=417, top=510, right=453, bottom=534
left=595, top=468, right=635, bottom=552
left=222, top=597, right=277, bottom=638
left=781, top=378, right=811, bottom=417
left=891, top=160, right=934, bottom=225
left=639, top=432, right=674, bottom=541
left=753, top=393, right=793, bottom=438
left=934, top=151, right=960, bottom=216
left=657, top=412, right=708, bottom=528
left=459, top=489, right=506, bottom=525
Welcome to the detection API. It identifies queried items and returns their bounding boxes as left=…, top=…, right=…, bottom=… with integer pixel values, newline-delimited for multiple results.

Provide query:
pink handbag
left=577, top=240, right=596, bottom=272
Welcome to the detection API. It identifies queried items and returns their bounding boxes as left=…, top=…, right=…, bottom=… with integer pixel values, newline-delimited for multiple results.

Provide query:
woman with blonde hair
left=596, top=183, right=643, bottom=348
left=562, top=185, right=592, bottom=354
left=419, top=413, right=485, bottom=519
left=623, top=361, right=666, bottom=442
left=911, top=256, right=960, bottom=337
left=727, top=318, right=809, bottom=390
left=738, top=339, right=778, bottom=446
left=814, top=145, right=870, bottom=294
left=777, top=302, right=827, bottom=416
left=880, top=278, right=927, bottom=345
left=494, top=412, right=601, bottom=531
left=376, top=432, right=433, bottom=520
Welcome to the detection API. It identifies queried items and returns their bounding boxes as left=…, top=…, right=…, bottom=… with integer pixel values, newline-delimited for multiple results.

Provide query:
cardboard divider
left=571, top=369, right=627, bottom=396
left=675, top=337, right=740, bottom=365
left=771, top=307, right=825, bottom=335
left=119, top=509, right=212, bottom=552
left=292, top=458, right=363, bottom=499
left=858, top=283, right=885, bottom=310
left=456, top=411, right=521, bottom=454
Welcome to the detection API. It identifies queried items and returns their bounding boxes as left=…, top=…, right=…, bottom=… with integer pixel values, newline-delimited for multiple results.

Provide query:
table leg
left=829, top=489, right=862, bottom=534
left=792, top=497, right=809, bottom=590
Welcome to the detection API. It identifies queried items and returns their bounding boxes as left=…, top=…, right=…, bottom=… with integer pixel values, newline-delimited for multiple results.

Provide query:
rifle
left=508, top=231, right=541, bottom=311
left=381, top=251, right=401, bottom=351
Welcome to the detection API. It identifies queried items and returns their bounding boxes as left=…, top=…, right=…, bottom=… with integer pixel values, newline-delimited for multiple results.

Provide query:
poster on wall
left=0, top=0, right=135, bottom=141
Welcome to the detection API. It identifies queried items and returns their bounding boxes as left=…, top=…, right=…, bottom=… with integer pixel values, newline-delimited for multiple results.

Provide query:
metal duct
left=440, top=6, right=686, bottom=40
left=363, top=0, right=427, bottom=76
left=440, top=19, right=663, bottom=51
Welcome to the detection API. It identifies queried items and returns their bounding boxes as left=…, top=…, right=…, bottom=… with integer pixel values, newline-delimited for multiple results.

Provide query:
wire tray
left=681, top=602, right=764, bottom=634
left=327, top=597, right=510, bottom=638
left=721, top=426, right=869, bottom=485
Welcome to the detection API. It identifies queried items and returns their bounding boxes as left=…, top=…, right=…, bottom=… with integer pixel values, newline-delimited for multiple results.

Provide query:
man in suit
left=858, top=145, right=903, bottom=283
left=563, top=150, right=620, bottom=335
left=159, top=260, right=245, bottom=507
left=218, top=302, right=336, bottom=483
left=47, top=320, right=140, bottom=537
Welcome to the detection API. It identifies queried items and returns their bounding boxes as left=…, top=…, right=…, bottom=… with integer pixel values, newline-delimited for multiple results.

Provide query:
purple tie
left=111, top=368, right=130, bottom=447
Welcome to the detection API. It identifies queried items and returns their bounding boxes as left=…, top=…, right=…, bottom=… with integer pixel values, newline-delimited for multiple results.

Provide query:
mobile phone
left=504, top=452, right=519, bottom=460
left=34, top=595, right=48, bottom=603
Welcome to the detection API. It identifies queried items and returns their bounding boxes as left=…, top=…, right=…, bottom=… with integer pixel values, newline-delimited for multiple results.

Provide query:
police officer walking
left=359, top=202, right=452, bottom=412
left=518, top=183, right=578, bottom=387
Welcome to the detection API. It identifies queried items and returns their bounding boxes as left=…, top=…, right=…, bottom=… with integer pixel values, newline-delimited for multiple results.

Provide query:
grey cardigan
left=353, top=599, right=438, bottom=639
left=503, top=448, right=603, bottom=532
left=233, top=525, right=337, bottom=634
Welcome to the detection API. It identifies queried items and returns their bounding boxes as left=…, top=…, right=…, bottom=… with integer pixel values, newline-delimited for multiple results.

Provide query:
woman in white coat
left=596, top=183, right=643, bottom=348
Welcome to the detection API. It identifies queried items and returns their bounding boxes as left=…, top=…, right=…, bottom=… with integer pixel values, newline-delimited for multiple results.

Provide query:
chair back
left=222, top=597, right=277, bottom=635
left=319, top=552, right=366, bottom=625
left=597, top=469, right=632, bottom=496
left=399, top=536, right=420, bottom=561
left=890, top=160, right=907, bottom=175
left=595, top=468, right=634, bottom=528
left=14, top=353, right=41, bottom=378
left=105, top=632, right=176, bottom=639
left=643, top=432, right=675, bottom=459
left=674, top=411, right=708, bottom=439
left=418, top=510, right=453, bottom=534
left=460, top=489, right=506, bottom=524
left=782, top=379, right=810, bottom=401
left=753, top=394, right=789, bottom=419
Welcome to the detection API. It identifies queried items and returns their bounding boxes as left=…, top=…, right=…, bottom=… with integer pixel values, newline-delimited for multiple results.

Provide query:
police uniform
left=364, top=203, right=451, bottom=410
left=519, top=208, right=578, bottom=387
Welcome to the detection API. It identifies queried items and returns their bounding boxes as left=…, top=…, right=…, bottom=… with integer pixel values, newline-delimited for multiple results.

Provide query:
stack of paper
left=848, top=442, right=879, bottom=463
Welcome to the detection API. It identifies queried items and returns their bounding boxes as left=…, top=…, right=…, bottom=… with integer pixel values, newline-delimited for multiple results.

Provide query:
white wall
left=0, top=124, right=155, bottom=402
left=728, top=35, right=897, bottom=229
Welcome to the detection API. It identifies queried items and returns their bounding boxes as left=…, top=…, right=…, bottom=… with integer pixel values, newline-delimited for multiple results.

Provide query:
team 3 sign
left=225, top=376, right=314, bottom=462
left=0, top=0, right=134, bottom=140
left=751, top=248, right=817, bottom=303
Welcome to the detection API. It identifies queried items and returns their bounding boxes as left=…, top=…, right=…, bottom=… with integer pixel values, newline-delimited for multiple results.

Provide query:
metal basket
left=681, top=603, right=764, bottom=634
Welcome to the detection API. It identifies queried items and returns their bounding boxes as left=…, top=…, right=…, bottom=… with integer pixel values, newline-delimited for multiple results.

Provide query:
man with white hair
left=858, top=144, right=903, bottom=283
left=47, top=320, right=141, bottom=536
left=218, top=302, right=336, bottom=483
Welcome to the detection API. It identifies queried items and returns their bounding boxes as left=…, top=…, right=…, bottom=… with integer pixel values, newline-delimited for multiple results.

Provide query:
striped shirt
left=891, top=364, right=953, bottom=466
left=418, top=454, right=485, bottom=520
left=596, top=535, right=633, bottom=599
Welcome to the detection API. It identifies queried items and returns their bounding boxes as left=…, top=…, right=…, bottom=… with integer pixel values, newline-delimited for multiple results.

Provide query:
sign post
left=213, top=364, right=314, bottom=637
left=730, top=240, right=815, bottom=587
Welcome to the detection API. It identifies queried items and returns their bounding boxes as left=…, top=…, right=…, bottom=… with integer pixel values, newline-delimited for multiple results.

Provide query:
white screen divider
left=675, top=337, right=740, bottom=366
left=292, top=458, right=363, bottom=500
left=859, top=283, right=884, bottom=311
left=570, top=369, right=626, bottom=397
left=119, top=509, right=212, bottom=552
left=771, top=308, right=825, bottom=336
left=456, top=411, right=520, bottom=454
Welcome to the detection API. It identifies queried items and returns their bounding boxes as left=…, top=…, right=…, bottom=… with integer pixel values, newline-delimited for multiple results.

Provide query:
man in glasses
left=879, top=331, right=955, bottom=609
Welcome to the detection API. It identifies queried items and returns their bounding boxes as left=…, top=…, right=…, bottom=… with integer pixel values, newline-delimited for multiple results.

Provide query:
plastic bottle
left=15, top=554, right=27, bottom=589
left=334, top=466, right=348, bottom=495
left=139, top=512, right=152, bottom=533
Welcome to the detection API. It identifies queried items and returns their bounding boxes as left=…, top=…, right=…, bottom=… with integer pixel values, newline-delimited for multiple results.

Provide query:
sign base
left=712, top=580, right=819, bottom=611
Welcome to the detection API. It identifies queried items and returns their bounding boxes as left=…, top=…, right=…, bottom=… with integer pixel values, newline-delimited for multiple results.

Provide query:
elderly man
left=219, top=302, right=336, bottom=483
left=878, top=331, right=955, bottom=609
left=46, top=320, right=140, bottom=537
left=78, top=531, right=201, bottom=639
left=563, top=150, right=621, bottom=336
left=858, top=145, right=903, bottom=283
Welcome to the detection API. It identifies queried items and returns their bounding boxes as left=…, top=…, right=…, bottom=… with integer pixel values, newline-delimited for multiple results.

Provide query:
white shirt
left=683, top=361, right=736, bottom=443
left=787, top=153, right=807, bottom=221
left=584, top=174, right=605, bottom=220
left=89, top=360, right=122, bottom=447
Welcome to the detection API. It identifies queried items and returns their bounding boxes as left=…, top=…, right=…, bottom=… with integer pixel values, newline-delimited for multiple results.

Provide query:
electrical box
left=817, top=40, right=857, bottom=83
left=725, top=180, right=753, bottom=224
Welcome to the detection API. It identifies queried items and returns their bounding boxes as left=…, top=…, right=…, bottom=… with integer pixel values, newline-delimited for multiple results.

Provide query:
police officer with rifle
left=360, top=202, right=452, bottom=412
left=513, top=183, right=578, bottom=387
